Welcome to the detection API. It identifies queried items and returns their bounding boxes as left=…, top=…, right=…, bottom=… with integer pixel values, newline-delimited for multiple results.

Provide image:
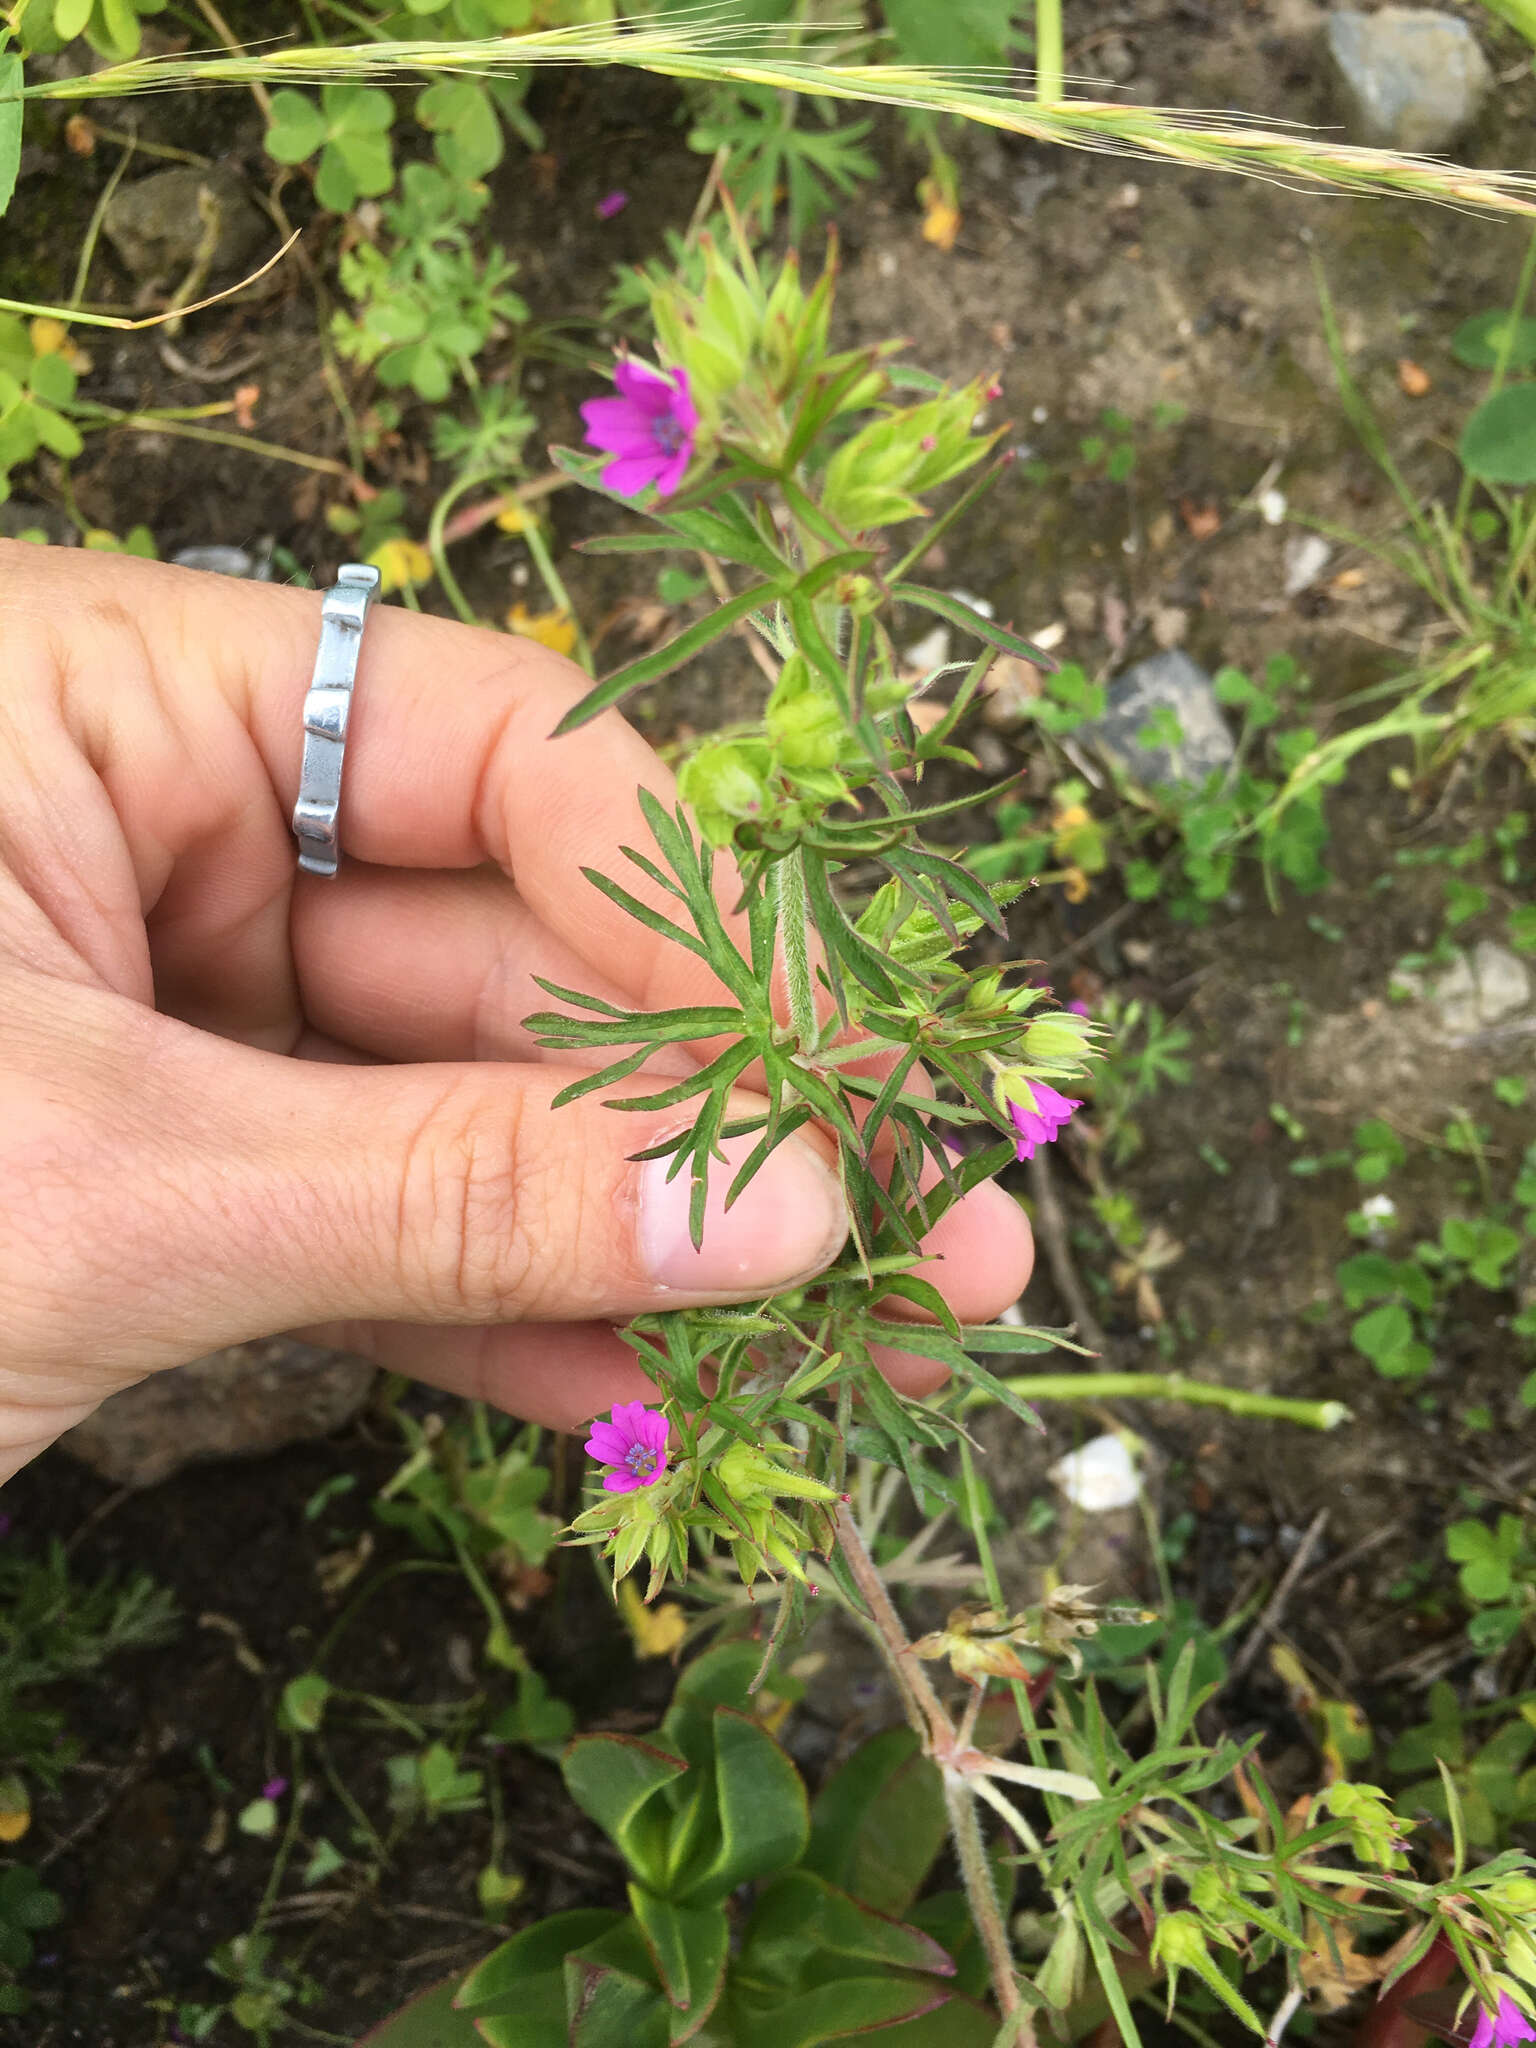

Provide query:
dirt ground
left=5, top=1, right=1536, bottom=2039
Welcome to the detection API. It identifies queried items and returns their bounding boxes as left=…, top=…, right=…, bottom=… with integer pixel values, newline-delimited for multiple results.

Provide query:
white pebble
left=1051, top=1433, right=1142, bottom=1512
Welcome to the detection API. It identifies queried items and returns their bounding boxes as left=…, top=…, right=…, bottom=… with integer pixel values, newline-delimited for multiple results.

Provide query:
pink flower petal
left=603, top=1469, right=641, bottom=1493
left=601, top=452, right=668, bottom=499
left=585, top=1426, right=629, bottom=1463
left=613, top=358, right=678, bottom=409
left=652, top=446, right=691, bottom=499
left=635, top=1410, right=670, bottom=1454
left=668, top=367, right=697, bottom=432
left=580, top=397, right=654, bottom=457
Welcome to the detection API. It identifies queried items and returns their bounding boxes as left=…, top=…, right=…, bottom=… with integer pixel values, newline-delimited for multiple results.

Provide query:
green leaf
left=458, top=1911, right=625, bottom=2017
left=676, top=1708, right=808, bottom=1904
left=353, top=1973, right=485, bottom=2047
left=265, top=89, right=327, bottom=165
left=1460, top=383, right=1536, bottom=484
left=0, top=55, right=21, bottom=221
left=278, top=1672, right=331, bottom=1733
left=890, top=583, right=1058, bottom=667
left=1451, top=309, right=1536, bottom=370
left=626, top=1887, right=728, bottom=2037
left=555, top=581, right=783, bottom=733
left=563, top=1950, right=669, bottom=2048
left=745, top=1869, right=955, bottom=1979
left=562, top=1735, right=686, bottom=1880
left=55, top=0, right=95, bottom=39
left=734, top=1974, right=956, bottom=2048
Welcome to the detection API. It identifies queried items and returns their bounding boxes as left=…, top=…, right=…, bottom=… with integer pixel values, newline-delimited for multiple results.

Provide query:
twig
left=193, top=0, right=273, bottom=117
left=1266, top=1982, right=1305, bottom=2048
left=1025, top=1150, right=1109, bottom=1354
left=833, top=1502, right=954, bottom=1752
left=1228, top=1510, right=1330, bottom=1683
left=1296, top=1520, right=1400, bottom=1595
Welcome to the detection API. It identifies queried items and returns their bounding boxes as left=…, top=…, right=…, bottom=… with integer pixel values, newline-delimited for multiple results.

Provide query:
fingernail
left=639, top=1131, right=848, bottom=1295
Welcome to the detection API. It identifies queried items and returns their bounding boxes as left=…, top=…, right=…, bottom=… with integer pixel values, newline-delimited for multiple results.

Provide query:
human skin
left=0, top=545, right=1033, bottom=1484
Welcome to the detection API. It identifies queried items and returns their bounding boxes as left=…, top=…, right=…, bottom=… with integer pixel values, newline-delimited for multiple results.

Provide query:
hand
left=0, top=545, right=1032, bottom=1481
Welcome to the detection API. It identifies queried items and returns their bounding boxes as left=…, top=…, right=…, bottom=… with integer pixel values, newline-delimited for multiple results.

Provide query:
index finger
left=12, top=547, right=709, bottom=1011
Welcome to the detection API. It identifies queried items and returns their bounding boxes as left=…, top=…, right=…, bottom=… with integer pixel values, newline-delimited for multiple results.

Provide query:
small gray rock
left=1393, top=942, right=1531, bottom=1036
left=1083, top=649, right=1235, bottom=790
left=1470, top=939, right=1532, bottom=1024
left=1325, top=9, right=1492, bottom=154
left=60, top=1338, right=374, bottom=1488
left=103, top=165, right=267, bottom=286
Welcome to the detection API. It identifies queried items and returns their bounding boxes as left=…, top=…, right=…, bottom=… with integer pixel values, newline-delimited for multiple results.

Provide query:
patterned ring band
left=291, top=562, right=381, bottom=877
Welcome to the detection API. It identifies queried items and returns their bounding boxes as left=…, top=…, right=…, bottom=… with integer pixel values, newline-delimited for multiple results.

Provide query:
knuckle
left=390, top=1081, right=543, bottom=1319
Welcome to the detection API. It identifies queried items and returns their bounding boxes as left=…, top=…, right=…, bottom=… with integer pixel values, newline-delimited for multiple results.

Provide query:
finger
left=303, top=1318, right=655, bottom=1434
left=4, top=981, right=850, bottom=1382
left=290, top=864, right=660, bottom=1066
left=4, top=551, right=708, bottom=1027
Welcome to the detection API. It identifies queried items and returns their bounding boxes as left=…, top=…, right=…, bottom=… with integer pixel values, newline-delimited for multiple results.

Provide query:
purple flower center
left=625, top=1443, right=660, bottom=1479
left=651, top=414, right=688, bottom=456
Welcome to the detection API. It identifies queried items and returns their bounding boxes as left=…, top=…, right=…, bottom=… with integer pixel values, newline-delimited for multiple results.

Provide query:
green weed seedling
left=373, top=1401, right=560, bottom=1671
left=1388, top=1681, right=1536, bottom=1849
left=0, top=1864, right=61, bottom=2017
left=0, top=1535, right=179, bottom=1816
left=332, top=163, right=529, bottom=406
left=0, top=315, right=84, bottom=503
left=1445, top=1510, right=1536, bottom=1654
left=365, top=1640, right=1007, bottom=2048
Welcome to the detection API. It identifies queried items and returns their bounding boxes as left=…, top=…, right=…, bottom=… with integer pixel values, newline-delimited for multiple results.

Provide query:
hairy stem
left=833, top=1502, right=953, bottom=1751
left=778, top=847, right=817, bottom=1053
left=944, top=1768, right=1024, bottom=2025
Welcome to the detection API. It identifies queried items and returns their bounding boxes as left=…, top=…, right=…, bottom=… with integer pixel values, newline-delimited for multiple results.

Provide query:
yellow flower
left=506, top=602, right=578, bottom=657
left=918, top=176, right=960, bottom=252
left=0, top=1772, right=29, bottom=1843
left=367, top=536, right=433, bottom=594
left=617, top=1579, right=688, bottom=1660
left=494, top=500, right=535, bottom=535
left=1062, top=865, right=1091, bottom=904
left=30, top=317, right=92, bottom=373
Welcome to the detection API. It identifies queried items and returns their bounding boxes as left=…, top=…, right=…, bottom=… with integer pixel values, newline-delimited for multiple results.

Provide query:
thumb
left=8, top=991, right=851, bottom=1382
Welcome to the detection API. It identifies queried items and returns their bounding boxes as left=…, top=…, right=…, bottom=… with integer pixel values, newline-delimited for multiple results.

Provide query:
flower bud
left=1022, top=1011, right=1096, bottom=1064
left=678, top=739, right=771, bottom=846
left=1151, top=1913, right=1211, bottom=1973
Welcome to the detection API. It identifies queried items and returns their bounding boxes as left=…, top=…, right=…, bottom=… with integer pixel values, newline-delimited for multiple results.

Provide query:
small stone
left=1082, top=648, right=1236, bottom=790
left=103, top=165, right=267, bottom=286
left=1150, top=605, right=1189, bottom=650
left=1284, top=533, right=1333, bottom=596
left=1061, top=586, right=1097, bottom=633
left=171, top=543, right=273, bottom=580
left=1471, top=940, right=1532, bottom=1024
left=1012, top=171, right=1060, bottom=221
left=1395, top=944, right=1531, bottom=1036
left=61, top=1339, right=374, bottom=1488
left=1324, top=9, right=1492, bottom=155
left=1051, top=1433, right=1142, bottom=1512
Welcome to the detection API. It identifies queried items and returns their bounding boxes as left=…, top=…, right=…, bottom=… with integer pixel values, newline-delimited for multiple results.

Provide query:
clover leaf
left=265, top=84, right=396, bottom=214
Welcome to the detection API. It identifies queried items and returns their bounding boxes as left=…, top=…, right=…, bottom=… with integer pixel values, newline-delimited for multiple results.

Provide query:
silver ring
left=292, top=562, right=381, bottom=877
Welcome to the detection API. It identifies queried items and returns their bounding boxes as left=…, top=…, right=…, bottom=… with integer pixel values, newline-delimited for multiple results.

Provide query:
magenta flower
left=1008, top=1080, right=1082, bottom=1162
left=261, top=1776, right=288, bottom=1802
left=595, top=189, right=629, bottom=220
left=1068, top=999, right=1091, bottom=1017
left=580, top=359, right=697, bottom=500
left=1472, top=1994, right=1536, bottom=2048
left=585, top=1400, right=671, bottom=1494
